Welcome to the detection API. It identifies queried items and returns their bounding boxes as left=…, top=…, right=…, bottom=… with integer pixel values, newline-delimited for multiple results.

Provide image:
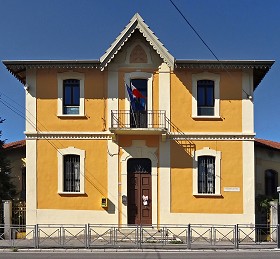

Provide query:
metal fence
left=0, top=224, right=279, bottom=249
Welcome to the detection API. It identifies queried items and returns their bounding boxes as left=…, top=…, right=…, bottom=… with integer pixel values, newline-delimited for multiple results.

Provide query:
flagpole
left=125, top=84, right=137, bottom=127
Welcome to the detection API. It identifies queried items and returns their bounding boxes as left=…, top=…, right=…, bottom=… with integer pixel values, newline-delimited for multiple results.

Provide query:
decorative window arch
left=193, top=147, right=221, bottom=195
left=57, top=147, right=85, bottom=194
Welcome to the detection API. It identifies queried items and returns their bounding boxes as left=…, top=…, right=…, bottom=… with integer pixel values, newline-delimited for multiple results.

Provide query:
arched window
left=265, top=170, right=278, bottom=197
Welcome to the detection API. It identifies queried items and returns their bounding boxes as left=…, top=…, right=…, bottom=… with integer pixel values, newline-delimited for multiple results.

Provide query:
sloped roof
left=100, top=13, right=175, bottom=70
left=255, top=138, right=280, bottom=151
left=3, top=140, right=26, bottom=150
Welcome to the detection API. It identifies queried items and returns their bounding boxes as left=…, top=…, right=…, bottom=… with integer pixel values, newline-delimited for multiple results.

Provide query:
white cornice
left=25, top=131, right=113, bottom=140
left=25, top=131, right=255, bottom=141
left=168, top=132, right=255, bottom=141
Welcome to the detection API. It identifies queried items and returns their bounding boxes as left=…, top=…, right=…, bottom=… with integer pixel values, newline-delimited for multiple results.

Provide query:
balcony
left=110, top=110, right=168, bottom=136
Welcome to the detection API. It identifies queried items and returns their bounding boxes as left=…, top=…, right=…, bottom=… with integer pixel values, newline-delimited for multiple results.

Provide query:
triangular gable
left=100, top=13, right=174, bottom=70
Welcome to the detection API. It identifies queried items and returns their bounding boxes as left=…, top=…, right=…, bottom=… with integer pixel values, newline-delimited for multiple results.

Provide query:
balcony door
left=130, top=79, right=147, bottom=128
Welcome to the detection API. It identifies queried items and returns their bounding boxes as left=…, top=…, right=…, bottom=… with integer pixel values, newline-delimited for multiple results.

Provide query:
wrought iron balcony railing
left=111, top=110, right=167, bottom=130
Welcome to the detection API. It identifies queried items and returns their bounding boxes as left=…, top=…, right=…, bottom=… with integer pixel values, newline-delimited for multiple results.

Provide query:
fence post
left=140, top=225, right=142, bottom=250
left=3, top=200, right=12, bottom=240
left=235, top=224, right=239, bottom=249
left=87, top=224, right=90, bottom=248
left=35, top=224, right=39, bottom=248
left=277, top=224, right=280, bottom=249
left=187, top=224, right=191, bottom=249
left=85, top=224, right=88, bottom=249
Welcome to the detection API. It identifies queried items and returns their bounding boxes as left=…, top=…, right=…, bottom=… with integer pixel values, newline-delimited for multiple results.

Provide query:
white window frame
left=57, top=72, right=85, bottom=116
left=57, top=147, right=85, bottom=194
left=192, top=72, right=220, bottom=118
left=193, top=147, right=221, bottom=196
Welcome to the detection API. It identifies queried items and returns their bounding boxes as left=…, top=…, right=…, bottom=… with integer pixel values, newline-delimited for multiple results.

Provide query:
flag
left=131, top=83, right=146, bottom=99
left=126, top=83, right=146, bottom=111
left=126, top=84, right=136, bottom=110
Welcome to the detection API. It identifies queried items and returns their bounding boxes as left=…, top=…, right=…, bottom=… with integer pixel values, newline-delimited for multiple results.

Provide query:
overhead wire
left=0, top=92, right=114, bottom=206
left=169, top=0, right=252, bottom=97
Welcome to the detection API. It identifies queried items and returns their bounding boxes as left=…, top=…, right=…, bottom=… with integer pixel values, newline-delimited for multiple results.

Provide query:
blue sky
left=0, top=0, right=279, bottom=143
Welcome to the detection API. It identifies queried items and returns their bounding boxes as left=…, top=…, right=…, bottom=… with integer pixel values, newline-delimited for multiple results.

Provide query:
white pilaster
left=159, top=63, right=170, bottom=129
left=242, top=70, right=254, bottom=133
left=26, top=139, right=37, bottom=225
left=159, top=140, right=171, bottom=224
left=107, top=70, right=118, bottom=129
left=107, top=139, right=119, bottom=223
left=25, top=69, right=37, bottom=132
left=242, top=140, right=255, bottom=224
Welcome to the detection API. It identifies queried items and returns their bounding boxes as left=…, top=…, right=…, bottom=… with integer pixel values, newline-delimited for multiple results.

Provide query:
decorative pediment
left=100, top=13, right=174, bottom=70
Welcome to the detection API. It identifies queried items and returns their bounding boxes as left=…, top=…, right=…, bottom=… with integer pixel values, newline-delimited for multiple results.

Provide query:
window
left=193, top=147, right=221, bottom=195
left=198, top=156, right=215, bottom=194
left=197, top=80, right=214, bottom=116
left=57, top=72, right=85, bottom=116
left=57, top=147, right=85, bottom=194
left=192, top=72, right=220, bottom=118
left=64, top=155, right=80, bottom=192
left=63, top=79, right=80, bottom=114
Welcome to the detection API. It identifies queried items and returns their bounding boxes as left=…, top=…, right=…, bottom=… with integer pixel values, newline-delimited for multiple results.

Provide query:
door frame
left=127, top=158, right=152, bottom=225
left=121, top=140, right=158, bottom=225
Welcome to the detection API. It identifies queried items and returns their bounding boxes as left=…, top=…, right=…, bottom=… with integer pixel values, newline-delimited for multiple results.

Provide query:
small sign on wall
left=224, top=187, right=240, bottom=192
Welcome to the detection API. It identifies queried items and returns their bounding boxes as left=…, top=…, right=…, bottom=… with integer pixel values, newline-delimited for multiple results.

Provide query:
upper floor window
left=193, top=147, right=221, bottom=196
left=197, top=80, right=214, bottom=116
left=57, top=72, right=85, bottom=116
left=63, top=79, right=80, bottom=115
left=57, top=147, right=85, bottom=194
left=198, top=156, right=215, bottom=194
left=192, top=72, right=220, bottom=118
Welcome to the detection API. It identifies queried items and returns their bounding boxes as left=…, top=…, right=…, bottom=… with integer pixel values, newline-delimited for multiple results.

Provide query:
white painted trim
left=242, top=140, right=255, bottom=223
left=26, top=139, right=37, bottom=225
left=57, top=147, right=85, bottom=194
left=192, top=72, right=220, bottom=117
left=242, top=70, right=254, bottom=133
left=193, top=147, right=221, bottom=195
left=25, top=70, right=37, bottom=132
left=159, top=63, right=170, bottom=130
left=57, top=72, right=85, bottom=116
left=120, top=140, right=158, bottom=225
left=107, top=70, right=118, bottom=129
left=125, top=72, right=153, bottom=127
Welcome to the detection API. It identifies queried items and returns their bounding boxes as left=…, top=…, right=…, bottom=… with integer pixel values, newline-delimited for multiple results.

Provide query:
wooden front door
left=127, top=158, right=152, bottom=225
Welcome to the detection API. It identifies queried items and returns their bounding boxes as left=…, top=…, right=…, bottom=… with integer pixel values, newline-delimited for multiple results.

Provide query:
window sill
left=57, top=114, right=87, bottom=119
left=192, top=116, right=222, bottom=121
left=193, top=193, right=222, bottom=197
left=58, top=192, right=85, bottom=195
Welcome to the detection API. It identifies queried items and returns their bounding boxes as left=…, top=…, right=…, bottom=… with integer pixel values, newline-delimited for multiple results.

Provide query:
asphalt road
left=0, top=250, right=280, bottom=259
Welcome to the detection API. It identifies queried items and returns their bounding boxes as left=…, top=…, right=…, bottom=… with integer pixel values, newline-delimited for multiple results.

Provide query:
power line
left=0, top=93, right=120, bottom=212
left=169, top=0, right=220, bottom=61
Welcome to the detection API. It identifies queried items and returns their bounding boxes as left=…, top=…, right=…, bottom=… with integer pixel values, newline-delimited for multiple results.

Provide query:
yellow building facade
left=3, top=13, right=274, bottom=226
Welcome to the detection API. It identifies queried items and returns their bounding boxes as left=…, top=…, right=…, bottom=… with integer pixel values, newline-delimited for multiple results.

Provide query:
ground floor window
left=198, top=156, right=215, bottom=194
